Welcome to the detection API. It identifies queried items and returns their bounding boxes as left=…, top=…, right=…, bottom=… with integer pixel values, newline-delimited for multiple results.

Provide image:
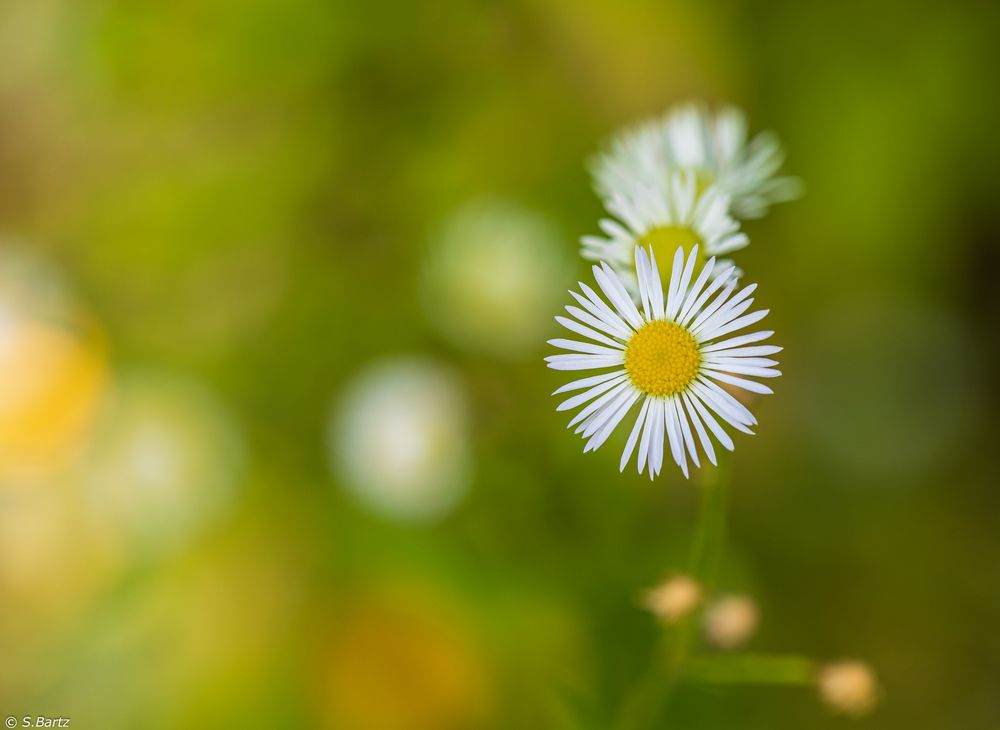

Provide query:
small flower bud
left=704, top=594, right=759, bottom=650
left=643, top=574, right=702, bottom=624
left=817, top=660, right=880, bottom=717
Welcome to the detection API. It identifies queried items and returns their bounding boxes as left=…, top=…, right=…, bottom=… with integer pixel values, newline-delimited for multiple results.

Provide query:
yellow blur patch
left=321, top=591, right=492, bottom=730
left=636, top=225, right=703, bottom=278
left=0, top=319, right=107, bottom=478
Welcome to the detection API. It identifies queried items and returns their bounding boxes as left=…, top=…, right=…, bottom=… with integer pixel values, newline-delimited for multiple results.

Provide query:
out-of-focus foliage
left=0, top=0, right=998, bottom=728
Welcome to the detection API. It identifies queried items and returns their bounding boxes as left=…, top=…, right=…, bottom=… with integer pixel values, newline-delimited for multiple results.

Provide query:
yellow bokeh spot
left=625, top=320, right=701, bottom=397
left=636, top=226, right=703, bottom=280
left=321, top=591, right=491, bottom=730
left=0, top=319, right=107, bottom=479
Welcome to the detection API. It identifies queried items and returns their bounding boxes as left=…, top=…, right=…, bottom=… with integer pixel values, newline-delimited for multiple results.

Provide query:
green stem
left=613, top=633, right=668, bottom=730
left=688, top=463, right=729, bottom=588
left=613, top=464, right=732, bottom=730
left=682, top=654, right=817, bottom=686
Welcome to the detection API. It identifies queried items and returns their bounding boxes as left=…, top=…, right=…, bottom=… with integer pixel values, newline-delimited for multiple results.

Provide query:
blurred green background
left=1, top=0, right=998, bottom=728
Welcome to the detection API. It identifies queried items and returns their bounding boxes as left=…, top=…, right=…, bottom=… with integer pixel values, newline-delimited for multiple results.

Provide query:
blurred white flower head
left=422, top=200, right=571, bottom=359
left=80, top=371, right=245, bottom=555
left=331, top=358, right=471, bottom=523
left=592, top=102, right=802, bottom=220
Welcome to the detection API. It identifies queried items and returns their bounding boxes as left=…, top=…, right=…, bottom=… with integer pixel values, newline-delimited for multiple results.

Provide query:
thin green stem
left=613, top=463, right=733, bottom=730
left=688, top=462, right=729, bottom=588
left=682, top=653, right=817, bottom=686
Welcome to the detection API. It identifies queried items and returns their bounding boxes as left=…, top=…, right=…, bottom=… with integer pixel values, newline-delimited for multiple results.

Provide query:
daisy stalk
left=613, top=464, right=732, bottom=730
left=545, top=244, right=791, bottom=726
left=555, top=104, right=875, bottom=724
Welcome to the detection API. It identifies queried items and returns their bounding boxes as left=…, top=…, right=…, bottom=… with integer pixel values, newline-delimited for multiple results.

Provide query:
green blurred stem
left=668, top=464, right=730, bottom=669
left=682, top=654, right=817, bottom=686
left=688, top=462, right=729, bottom=588
left=613, top=464, right=731, bottom=730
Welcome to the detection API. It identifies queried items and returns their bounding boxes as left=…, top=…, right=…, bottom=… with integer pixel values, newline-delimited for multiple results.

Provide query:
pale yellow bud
left=704, top=595, right=759, bottom=649
left=817, top=660, right=880, bottom=717
left=643, top=574, right=702, bottom=624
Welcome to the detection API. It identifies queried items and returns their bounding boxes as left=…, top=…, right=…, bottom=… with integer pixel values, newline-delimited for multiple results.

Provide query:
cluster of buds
left=642, top=573, right=879, bottom=717
left=643, top=575, right=758, bottom=650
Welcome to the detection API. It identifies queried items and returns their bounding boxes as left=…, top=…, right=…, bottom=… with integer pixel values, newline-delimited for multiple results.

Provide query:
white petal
left=566, top=304, right=631, bottom=342
left=682, top=263, right=737, bottom=320
left=568, top=380, right=630, bottom=429
left=585, top=390, right=641, bottom=452
left=664, top=246, right=687, bottom=319
left=702, top=370, right=774, bottom=395
left=687, top=391, right=735, bottom=451
left=574, top=408, right=604, bottom=436
left=666, top=245, right=698, bottom=320
left=692, top=297, right=754, bottom=339
left=688, top=279, right=738, bottom=333
left=548, top=338, right=623, bottom=356
left=663, top=398, right=687, bottom=477
left=681, top=393, right=716, bottom=465
left=620, top=397, right=650, bottom=471
left=691, top=282, right=756, bottom=336
left=709, top=232, right=749, bottom=255
left=594, top=263, right=643, bottom=329
left=581, top=384, right=636, bottom=439
left=649, top=399, right=665, bottom=478
left=705, top=345, right=782, bottom=358
left=580, top=282, right=633, bottom=330
left=635, top=247, right=653, bottom=320
left=556, top=316, right=626, bottom=350
left=690, top=380, right=756, bottom=434
left=552, top=369, right=626, bottom=395
left=700, top=309, right=769, bottom=342
left=673, top=397, right=700, bottom=470
left=545, top=354, right=625, bottom=371
left=576, top=388, right=635, bottom=440
left=696, top=376, right=759, bottom=424
left=680, top=269, right=736, bottom=328
left=576, top=284, right=634, bottom=339
left=677, top=256, right=716, bottom=324
left=700, top=330, right=774, bottom=353
left=637, top=396, right=658, bottom=474
left=647, top=247, right=665, bottom=318
left=702, top=363, right=781, bottom=378
left=557, top=372, right=629, bottom=411
left=702, top=356, right=779, bottom=368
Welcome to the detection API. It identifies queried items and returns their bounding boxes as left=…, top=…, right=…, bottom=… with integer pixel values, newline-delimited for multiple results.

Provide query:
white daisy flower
left=592, top=102, right=802, bottom=220
left=545, top=245, right=780, bottom=478
left=580, top=172, right=747, bottom=297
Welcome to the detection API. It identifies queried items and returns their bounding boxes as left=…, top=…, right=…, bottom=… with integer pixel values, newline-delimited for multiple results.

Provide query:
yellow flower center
left=636, top=226, right=704, bottom=281
left=624, top=320, right=701, bottom=397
